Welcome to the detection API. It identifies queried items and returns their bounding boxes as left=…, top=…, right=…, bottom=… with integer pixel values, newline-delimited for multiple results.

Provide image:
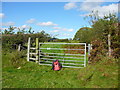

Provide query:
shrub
left=88, top=39, right=107, bottom=63
left=10, top=50, right=27, bottom=68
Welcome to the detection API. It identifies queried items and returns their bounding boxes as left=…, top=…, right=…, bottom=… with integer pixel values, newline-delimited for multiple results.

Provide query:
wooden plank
left=30, top=53, right=37, bottom=55
left=30, top=47, right=36, bottom=50
left=27, top=37, right=30, bottom=61
left=29, top=58, right=36, bottom=60
left=36, top=38, right=39, bottom=63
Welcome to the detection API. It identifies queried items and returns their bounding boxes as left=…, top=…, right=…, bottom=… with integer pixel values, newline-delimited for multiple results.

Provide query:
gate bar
left=39, top=48, right=85, bottom=50
left=40, top=58, right=84, bottom=62
left=42, top=53, right=85, bottom=56
left=39, top=43, right=86, bottom=45
left=39, top=55, right=84, bottom=59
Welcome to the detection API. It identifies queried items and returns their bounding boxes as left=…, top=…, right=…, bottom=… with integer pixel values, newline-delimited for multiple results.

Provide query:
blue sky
left=1, top=1, right=119, bottom=39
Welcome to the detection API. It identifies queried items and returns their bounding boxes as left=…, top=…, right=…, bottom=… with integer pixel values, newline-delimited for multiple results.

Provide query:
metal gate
left=39, top=43, right=86, bottom=68
left=27, top=37, right=87, bottom=68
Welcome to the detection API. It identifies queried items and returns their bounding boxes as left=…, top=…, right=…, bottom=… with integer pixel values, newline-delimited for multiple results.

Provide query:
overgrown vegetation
left=2, top=51, right=118, bottom=88
left=74, top=12, right=120, bottom=63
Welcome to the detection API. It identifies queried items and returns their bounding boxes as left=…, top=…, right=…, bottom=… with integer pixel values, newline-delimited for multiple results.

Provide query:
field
left=2, top=43, right=118, bottom=88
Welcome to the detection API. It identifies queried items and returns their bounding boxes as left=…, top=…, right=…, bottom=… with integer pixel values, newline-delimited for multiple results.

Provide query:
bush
left=88, top=39, right=107, bottom=63
left=10, top=50, right=27, bottom=68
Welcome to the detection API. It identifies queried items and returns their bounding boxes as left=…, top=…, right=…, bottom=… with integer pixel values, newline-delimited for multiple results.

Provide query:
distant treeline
left=2, top=29, right=70, bottom=50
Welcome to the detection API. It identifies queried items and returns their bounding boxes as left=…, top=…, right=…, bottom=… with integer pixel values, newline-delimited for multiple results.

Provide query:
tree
left=74, top=27, right=93, bottom=44
left=88, top=11, right=120, bottom=60
left=3, top=26, right=16, bottom=35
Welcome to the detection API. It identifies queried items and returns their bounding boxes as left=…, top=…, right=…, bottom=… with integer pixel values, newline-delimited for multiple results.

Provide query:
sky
left=0, top=0, right=119, bottom=39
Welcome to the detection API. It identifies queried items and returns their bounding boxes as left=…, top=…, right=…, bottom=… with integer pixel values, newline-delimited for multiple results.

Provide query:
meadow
left=2, top=45, right=118, bottom=88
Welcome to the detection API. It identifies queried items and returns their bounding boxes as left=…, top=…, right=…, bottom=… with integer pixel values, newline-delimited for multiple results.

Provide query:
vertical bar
left=18, top=44, right=21, bottom=51
left=108, top=34, right=111, bottom=57
left=88, top=44, right=90, bottom=56
left=27, top=37, right=31, bottom=61
left=36, top=38, right=39, bottom=63
left=84, top=43, right=86, bottom=67
left=39, top=43, right=41, bottom=65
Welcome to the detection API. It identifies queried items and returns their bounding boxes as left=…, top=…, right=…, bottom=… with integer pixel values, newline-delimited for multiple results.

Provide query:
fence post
left=18, top=44, right=21, bottom=51
left=108, top=34, right=111, bottom=57
left=84, top=43, right=86, bottom=67
left=88, top=44, right=90, bottom=56
left=27, top=37, right=31, bottom=61
left=39, top=43, right=41, bottom=65
left=36, top=38, right=39, bottom=63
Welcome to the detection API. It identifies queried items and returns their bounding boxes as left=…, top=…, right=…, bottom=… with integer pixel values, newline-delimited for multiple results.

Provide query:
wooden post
left=36, top=38, right=39, bottom=63
left=88, top=44, right=90, bottom=56
left=39, top=43, right=41, bottom=65
left=27, top=37, right=31, bottom=61
left=18, top=44, right=21, bottom=51
left=108, top=34, right=111, bottom=57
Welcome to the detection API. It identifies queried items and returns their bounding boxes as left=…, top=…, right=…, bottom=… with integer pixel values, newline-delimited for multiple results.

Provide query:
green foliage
left=2, top=30, right=51, bottom=50
left=87, top=12, right=120, bottom=61
left=88, top=39, right=107, bottom=63
left=56, top=39, right=69, bottom=42
left=74, top=27, right=93, bottom=44
left=9, top=50, right=27, bottom=68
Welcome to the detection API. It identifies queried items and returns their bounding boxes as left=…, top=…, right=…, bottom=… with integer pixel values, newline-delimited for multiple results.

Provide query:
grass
left=2, top=50, right=118, bottom=88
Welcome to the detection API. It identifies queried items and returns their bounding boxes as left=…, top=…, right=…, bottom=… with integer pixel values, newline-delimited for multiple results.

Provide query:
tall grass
left=2, top=52, right=118, bottom=88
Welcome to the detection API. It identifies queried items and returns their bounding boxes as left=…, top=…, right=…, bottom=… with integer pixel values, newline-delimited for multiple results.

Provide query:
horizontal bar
left=40, top=61, right=52, bottom=63
left=40, top=58, right=84, bottom=62
left=62, top=63, right=84, bottom=65
left=62, top=65, right=84, bottom=68
left=40, top=61, right=84, bottom=65
left=29, top=58, right=36, bottom=60
left=39, top=63, right=50, bottom=65
left=39, top=43, right=86, bottom=45
left=39, top=48, right=85, bottom=50
left=30, top=47, right=36, bottom=50
left=42, top=53, right=85, bottom=56
left=30, top=53, right=36, bottom=55
left=40, top=55, right=84, bottom=59
left=39, top=64, right=84, bottom=68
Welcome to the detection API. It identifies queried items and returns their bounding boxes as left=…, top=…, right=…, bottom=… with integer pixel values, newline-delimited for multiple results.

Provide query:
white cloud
left=53, top=27, right=61, bottom=29
left=50, top=30, right=59, bottom=33
left=80, top=1, right=118, bottom=17
left=19, top=25, right=30, bottom=29
left=64, top=2, right=77, bottom=10
left=0, top=27, right=8, bottom=30
left=26, top=18, right=36, bottom=24
left=63, top=33, right=70, bottom=36
left=82, top=0, right=104, bottom=2
left=62, top=28, right=74, bottom=32
left=36, top=21, right=57, bottom=27
left=0, top=13, right=5, bottom=18
left=2, top=22, right=15, bottom=26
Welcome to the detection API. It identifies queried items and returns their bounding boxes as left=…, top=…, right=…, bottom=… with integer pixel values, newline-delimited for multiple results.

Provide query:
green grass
left=2, top=50, right=118, bottom=88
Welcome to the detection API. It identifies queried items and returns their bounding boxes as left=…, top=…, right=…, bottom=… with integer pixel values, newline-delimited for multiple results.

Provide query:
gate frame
left=27, top=37, right=90, bottom=68
left=39, top=42, right=86, bottom=68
